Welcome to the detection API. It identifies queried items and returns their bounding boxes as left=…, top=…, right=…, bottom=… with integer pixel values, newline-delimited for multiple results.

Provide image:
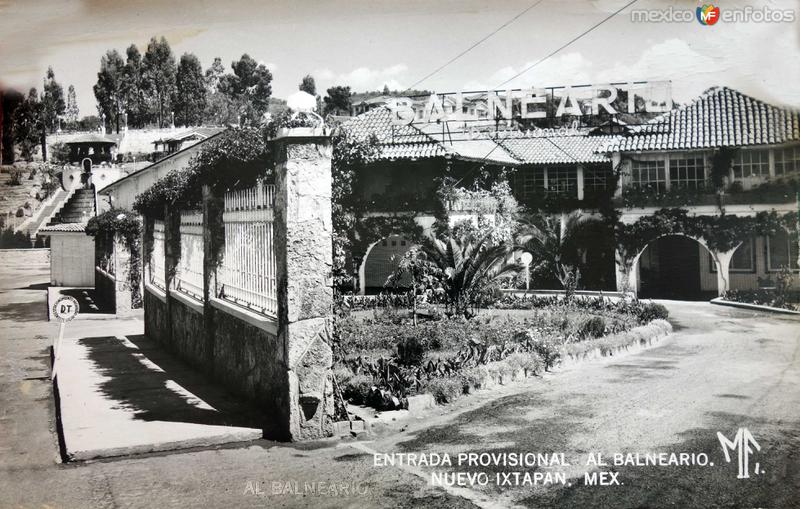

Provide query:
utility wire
left=494, top=0, right=640, bottom=89
left=407, top=0, right=546, bottom=90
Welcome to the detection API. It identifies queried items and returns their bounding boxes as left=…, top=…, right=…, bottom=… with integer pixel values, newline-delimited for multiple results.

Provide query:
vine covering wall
left=614, top=208, right=798, bottom=265
left=86, top=209, right=144, bottom=308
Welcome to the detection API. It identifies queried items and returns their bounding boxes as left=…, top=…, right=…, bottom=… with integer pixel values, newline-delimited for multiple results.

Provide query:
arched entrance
left=636, top=235, right=718, bottom=300
left=360, top=234, right=414, bottom=294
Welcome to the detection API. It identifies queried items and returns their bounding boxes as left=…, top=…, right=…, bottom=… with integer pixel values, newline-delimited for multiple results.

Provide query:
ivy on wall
left=86, top=209, right=144, bottom=307
left=615, top=207, right=798, bottom=264
left=133, top=128, right=270, bottom=218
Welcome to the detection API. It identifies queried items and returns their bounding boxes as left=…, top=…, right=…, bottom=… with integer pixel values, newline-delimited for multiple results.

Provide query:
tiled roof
left=40, top=223, right=86, bottom=232
left=603, top=87, right=800, bottom=152
left=65, top=134, right=118, bottom=145
left=340, top=107, right=448, bottom=160
left=499, top=133, right=615, bottom=164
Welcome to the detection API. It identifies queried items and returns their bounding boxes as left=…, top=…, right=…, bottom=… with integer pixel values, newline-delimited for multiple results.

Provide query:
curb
left=710, top=297, right=800, bottom=315
left=354, top=322, right=672, bottom=425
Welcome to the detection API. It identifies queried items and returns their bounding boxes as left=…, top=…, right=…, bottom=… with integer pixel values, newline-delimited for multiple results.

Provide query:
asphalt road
left=1, top=251, right=799, bottom=508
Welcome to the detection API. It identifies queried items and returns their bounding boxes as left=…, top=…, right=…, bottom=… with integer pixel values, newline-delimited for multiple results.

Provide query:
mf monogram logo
left=716, top=428, right=762, bottom=479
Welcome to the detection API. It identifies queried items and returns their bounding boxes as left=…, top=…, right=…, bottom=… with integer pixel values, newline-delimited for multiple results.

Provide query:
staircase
left=18, top=187, right=68, bottom=237
left=47, top=188, right=96, bottom=225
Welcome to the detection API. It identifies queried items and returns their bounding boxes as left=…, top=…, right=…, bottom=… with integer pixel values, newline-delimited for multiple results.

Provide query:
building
left=606, top=86, right=799, bottom=299
left=64, top=134, right=119, bottom=164
left=99, top=128, right=228, bottom=211
left=341, top=86, right=799, bottom=299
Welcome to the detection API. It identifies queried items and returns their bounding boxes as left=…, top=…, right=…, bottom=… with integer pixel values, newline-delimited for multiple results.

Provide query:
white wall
left=49, top=233, right=95, bottom=286
left=99, top=148, right=198, bottom=211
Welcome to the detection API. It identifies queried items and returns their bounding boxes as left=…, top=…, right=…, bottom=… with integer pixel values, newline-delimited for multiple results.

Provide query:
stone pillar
left=614, top=248, right=638, bottom=296
left=202, top=185, right=223, bottom=372
left=711, top=248, right=735, bottom=297
left=112, top=234, right=135, bottom=316
left=163, top=204, right=178, bottom=346
left=273, top=128, right=335, bottom=441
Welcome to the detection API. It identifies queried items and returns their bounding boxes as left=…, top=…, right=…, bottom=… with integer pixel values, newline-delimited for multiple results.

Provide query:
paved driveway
left=2, top=249, right=798, bottom=508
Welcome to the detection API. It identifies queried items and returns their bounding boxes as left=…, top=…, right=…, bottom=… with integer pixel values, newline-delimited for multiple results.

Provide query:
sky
left=1, top=0, right=799, bottom=116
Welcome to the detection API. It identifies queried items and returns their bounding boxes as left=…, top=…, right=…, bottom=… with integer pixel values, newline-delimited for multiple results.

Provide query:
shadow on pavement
left=58, top=288, right=113, bottom=314
left=78, top=334, right=266, bottom=430
left=518, top=411, right=800, bottom=509
left=0, top=300, right=47, bottom=322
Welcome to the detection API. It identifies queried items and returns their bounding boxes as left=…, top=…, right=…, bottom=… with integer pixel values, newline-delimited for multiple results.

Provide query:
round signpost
left=51, top=296, right=79, bottom=380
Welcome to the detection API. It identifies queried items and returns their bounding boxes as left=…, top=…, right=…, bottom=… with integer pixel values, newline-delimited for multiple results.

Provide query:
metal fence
left=150, top=220, right=167, bottom=289
left=218, top=182, right=277, bottom=316
left=174, top=210, right=204, bottom=300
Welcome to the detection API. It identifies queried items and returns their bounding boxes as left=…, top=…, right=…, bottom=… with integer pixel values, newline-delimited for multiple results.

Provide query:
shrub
left=578, top=316, right=606, bottom=339
left=397, top=336, right=425, bottom=366
left=460, top=366, right=490, bottom=392
left=505, top=351, right=544, bottom=377
left=341, top=374, right=374, bottom=405
left=637, top=302, right=669, bottom=323
left=528, top=336, right=562, bottom=371
left=423, top=377, right=464, bottom=404
left=15, top=207, right=24, bottom=217
left=8, top=169, right=22, bottom=186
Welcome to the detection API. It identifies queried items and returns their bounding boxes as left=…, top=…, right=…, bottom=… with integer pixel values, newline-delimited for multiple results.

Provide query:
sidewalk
left=56, top=330, right=265, bottom=461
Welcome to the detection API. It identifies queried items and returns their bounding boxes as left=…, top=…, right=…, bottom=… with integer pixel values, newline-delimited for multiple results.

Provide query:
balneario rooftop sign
left=387, top=81, right=673, bottom=129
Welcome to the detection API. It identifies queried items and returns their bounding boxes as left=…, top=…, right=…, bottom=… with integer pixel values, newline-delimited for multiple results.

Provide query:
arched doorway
left=636, top=235, right=718, bottom=300
left=361, top=234, right=414, bottom=294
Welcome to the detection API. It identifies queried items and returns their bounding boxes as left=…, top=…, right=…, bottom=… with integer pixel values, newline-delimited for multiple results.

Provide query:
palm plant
left=420, top=230, right=523, bottom=318
left=516, top=211, right=599, bottom=297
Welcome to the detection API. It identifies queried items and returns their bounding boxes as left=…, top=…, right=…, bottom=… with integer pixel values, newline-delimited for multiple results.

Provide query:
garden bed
left=332, top=296, right=671, bottom=412
left=719, top=288, right=800, bottom=313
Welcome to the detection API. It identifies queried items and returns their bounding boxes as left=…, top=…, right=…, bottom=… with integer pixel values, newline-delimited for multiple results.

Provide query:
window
left=512, top=166, right=546, bottom=201
left=547, top=166, right=578, bottom=197
left=774, top=146, right=800, bottom=176
left=732, top=149, right=770, bottom=179
left=630, top=159, right=666, bottom=192
left=709, top=238, right=755, bottom=273
left=669, top=157, right=707, bottom=189
left=583, top=165, right=612, bottom=192
left=767, top=229, right=799, bottom=271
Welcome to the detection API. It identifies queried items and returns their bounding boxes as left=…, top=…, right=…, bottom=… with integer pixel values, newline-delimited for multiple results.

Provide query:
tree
left=122, top=44, right=146, bottom=128
left=382, top=84, right=390, bottom=95
left=299, top=75, right=316, bottom=95
left=419, top=230, right=522, bottom=318
left=515, top=211, right=598, bottom=297
left=386, top=246, right=444, bottom=325
left=42, top=67, right=65, bottom=132
left=14, top=88, right=44, bottom=161
left=94, top=49, right=126, bottom=133
left=228, top=54, right=273, bottom=124
left=142, top=36, right=177, bottom=127
left=64, top=85, right=79, bottom=127
left=323, top=86, right=352, bottom=115
left=1, top=88, right=24, bottom=164
left=174, top=53, right=207, bottom=126
left=203, top=57, right=237, bottom=124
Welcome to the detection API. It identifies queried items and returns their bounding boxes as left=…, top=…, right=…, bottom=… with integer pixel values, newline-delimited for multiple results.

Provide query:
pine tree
left=93, top=49, right=126, bottom=133
left=14, top=88, right=44, bottom=161
left=122, top=44, right=146, bottom=128
left=65, top=85, right=79, bottom=127
left=299, top=75, right=316, bottom=95
left=142, top=36, right=177, bottom=127
left=42, top=67, right=65, bottom=132
left=174, top=53, right=207, bottom=126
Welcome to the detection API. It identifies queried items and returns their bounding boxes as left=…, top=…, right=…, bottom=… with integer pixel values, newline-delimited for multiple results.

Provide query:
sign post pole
left=51, top=295, right=79, bottom=380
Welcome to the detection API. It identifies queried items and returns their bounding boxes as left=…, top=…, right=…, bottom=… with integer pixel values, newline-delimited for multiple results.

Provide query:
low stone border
left=560, top=319, right=673, bottom=366
left=710, top=297, right=800, bottom=315
left=348, top=319, right=673, bottom=429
